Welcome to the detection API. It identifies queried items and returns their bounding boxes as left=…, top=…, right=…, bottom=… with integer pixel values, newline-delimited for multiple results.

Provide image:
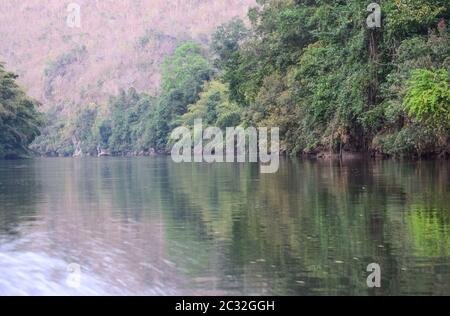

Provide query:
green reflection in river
left=152, top=159, right=450, bottom=295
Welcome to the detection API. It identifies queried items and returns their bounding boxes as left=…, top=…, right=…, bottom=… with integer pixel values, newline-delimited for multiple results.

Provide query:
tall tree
left=145, top=42, right=213, bottom=151
left=0, top=63, right=42, bottom=158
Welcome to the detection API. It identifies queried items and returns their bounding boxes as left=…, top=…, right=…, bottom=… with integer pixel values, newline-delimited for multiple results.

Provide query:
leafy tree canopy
left=0, top=63, right=42, bottom=159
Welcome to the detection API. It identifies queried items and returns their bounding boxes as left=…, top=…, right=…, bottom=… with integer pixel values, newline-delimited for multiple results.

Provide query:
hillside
left=0, top=0, right=255, bottom=112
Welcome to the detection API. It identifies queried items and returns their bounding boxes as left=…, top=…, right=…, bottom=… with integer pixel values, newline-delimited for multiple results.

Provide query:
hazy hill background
left=0, top=0, right=255, bottom=112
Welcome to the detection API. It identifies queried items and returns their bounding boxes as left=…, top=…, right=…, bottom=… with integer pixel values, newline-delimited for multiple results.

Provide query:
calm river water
left=0, top=158, right=449, bottom=295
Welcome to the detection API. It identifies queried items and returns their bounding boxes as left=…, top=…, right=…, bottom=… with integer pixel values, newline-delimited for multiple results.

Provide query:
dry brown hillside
left=0, top=0, right=255, bottom=111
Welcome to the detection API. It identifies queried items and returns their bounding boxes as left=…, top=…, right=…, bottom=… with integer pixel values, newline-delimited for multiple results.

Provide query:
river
left=0, top=157, right=449, bottom=295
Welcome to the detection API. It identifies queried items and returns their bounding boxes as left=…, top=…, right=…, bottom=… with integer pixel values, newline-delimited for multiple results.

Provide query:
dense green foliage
left=177, top=80, right=242, bottom=129
left=210, top=17, right=250, bottom=70
left=221, top=0, right=449, bottom=156
left=32, top=89, right=155, bottom=157
left=403, top=68, right=450, bottom=130
left=0, top=63, right=42, bottom=159
left=33, top=0, right=449, bottom=158
left=143, top=43, right=214, bottom=151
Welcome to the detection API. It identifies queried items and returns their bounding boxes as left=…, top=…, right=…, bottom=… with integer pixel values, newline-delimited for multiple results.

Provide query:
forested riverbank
left=1, top=0, right=449, bottom=160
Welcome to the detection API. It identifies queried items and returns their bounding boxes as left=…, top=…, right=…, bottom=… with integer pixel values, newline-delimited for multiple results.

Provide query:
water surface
left=0, top=158, right=449, bottom=295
